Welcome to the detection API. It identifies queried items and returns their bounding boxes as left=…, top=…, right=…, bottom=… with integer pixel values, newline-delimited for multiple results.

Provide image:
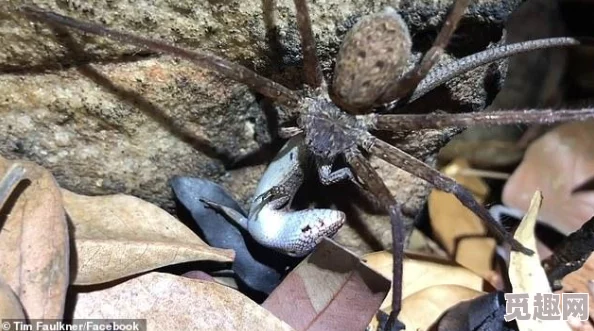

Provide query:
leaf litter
left=508, top=191, right=572, bottom=331
left=263, top=238, right=390, bottom=331
left=62, top=189, right=233, bottom=285
left=0, top=157, right=69, bottom=319
left=3, top=109, right=594, bottom=329
left=503, top=121, right=594, bottom=235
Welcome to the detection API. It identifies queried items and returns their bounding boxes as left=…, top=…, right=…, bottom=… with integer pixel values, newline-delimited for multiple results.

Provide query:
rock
left=1, top=0, right=519, bottom=249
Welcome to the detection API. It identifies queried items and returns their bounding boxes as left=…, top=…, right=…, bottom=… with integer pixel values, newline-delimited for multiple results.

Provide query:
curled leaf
left=509, top=191, right=571, bottom=331
left=0, top=157, right=69, bottom=319
left=509, top=191, right=549, bottom=293
left=62, top=189, right=234, bottom=285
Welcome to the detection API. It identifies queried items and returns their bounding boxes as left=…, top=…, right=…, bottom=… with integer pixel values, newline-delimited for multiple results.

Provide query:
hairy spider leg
left=399, top=37, right=583, bottom=107
left=345, top=150, right=406, bottom=331
left=293, top=0, right=324, bottom=88
left=369, top=108, right=594, bottom=131
left=359, top=133, right=533, bottom=255
left=20, top=5, right=300, bottom=108
left=377, top=0, right=472, bottom=105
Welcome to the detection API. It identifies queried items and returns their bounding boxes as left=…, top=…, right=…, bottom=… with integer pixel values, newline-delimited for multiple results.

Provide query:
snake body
left=205, top=135, right=345, bottom=256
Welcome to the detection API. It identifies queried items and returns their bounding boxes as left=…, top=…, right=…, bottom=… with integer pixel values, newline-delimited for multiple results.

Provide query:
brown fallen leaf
left=509, top=191, right=571, bottom=331
left=407, top=229, right=448, bottom=257
left=429, top=159, right=497, bottom=281
left=509, top=192, right=549, bottom=292
left=0, top=277, right=25, bottom=319
left=263, top=238, right=390, bottom=331
left=62, top=190, right=234, bottom=285
left=0, top=157, right=69, bottom=319
left=365, top=251, right=484, bottom=329
left=503, top=121, right=594, bottom=235
left=399, top=285, right=484, bottom=331
left=73, top=272, right=294, bottom=330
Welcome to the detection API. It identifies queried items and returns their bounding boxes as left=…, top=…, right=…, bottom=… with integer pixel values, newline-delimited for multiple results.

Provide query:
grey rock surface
left=1, top=0, right=521, bottom=253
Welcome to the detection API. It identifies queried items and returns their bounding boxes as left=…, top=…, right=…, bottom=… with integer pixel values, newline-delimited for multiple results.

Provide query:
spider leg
left=293, top=0, right=324, bottom=88
left=345, top=150, right=406, bottom=331
left=365, top=108, right=594, bottom=131
left=315, top=157, right=359, bottom=186
left=252, top=185, right=292, bottom=216
left=359, top=133, right=534, bottom=255
left=278, top=127, right=304, bottom=138
left=404, top=37, right=582, bottom=105
left=263, top=0, right=278, bottom=32
left=21, top=5, right=300, bottom=107
left=376, top=0, right=471, bottom=105
left=262, top=0, right=285, bottom=67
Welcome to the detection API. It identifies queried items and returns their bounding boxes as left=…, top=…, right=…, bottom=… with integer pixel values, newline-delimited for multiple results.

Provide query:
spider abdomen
left=332, top=7, right=412, bottom=113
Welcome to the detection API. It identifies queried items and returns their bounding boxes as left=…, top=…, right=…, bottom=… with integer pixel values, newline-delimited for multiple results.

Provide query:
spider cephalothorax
left=21, top=1, right=594, bottom=329
left=299, top=95, right=362, bottom=161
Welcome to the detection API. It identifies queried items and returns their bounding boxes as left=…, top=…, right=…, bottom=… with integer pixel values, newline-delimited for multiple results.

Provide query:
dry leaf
left=0, top=157, right=69, bottom=319
left=503, top=121, right=594, bottom=235
left=399, top=285, right=483, bottom=331
left=0, top=163, right=26, bottom=207
left=509, top=191, right=549, bottom=291
left=73, top=272, right=293, bottom=330
left=509, top=191, right=571, bottom=331
left=0, top=277, right=25, bottom=319
left=407, top=229, right=448, bottom=257
left=365, top=251, right=483, bottom=329
left=263, top=238, right=390, bottom=331
left=62, top=190, right=234, bottom=285
left=429, top=159, right=496, bottom=280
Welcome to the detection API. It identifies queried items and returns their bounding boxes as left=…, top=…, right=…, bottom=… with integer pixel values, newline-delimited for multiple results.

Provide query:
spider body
left=332, top=7, right=412, bottom=112
left=299, top=94, right=362, bottom=161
